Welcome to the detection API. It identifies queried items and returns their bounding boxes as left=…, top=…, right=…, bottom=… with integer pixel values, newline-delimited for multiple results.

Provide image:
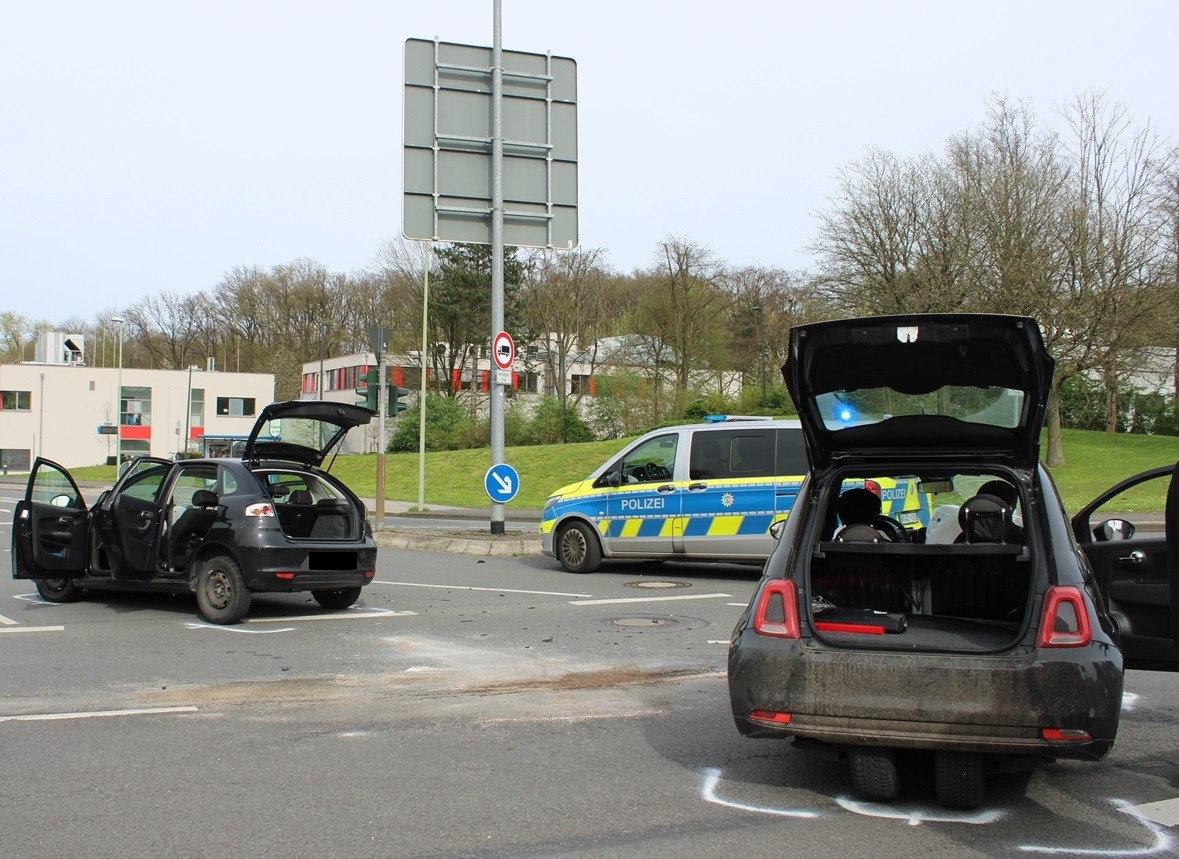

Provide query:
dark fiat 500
left=727, top=314, right=1178, bottom=809
left=12, top=400, right=377, bottom=624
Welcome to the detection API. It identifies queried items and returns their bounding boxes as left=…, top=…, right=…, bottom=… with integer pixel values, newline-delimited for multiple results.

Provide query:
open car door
left=12, top=458, right=88, bottom=580
left=1073, top=461, right=1179, bottom=672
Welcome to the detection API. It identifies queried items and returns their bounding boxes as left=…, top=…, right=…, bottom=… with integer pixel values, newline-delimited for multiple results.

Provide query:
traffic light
left=389, top=386, right=411, bottom=415
left=355, top=369, right=379, bottom=411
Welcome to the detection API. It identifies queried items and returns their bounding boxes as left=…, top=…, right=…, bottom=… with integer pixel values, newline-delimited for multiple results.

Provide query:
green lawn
left=61, top=427, right=1179, bottom=513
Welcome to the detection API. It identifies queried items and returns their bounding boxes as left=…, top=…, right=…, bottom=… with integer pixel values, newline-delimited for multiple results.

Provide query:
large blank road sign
left=403, top=38, right=578, bottom=249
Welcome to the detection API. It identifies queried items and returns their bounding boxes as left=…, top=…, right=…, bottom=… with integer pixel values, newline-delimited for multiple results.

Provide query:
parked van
left=540, top=417, right=929, bottom=573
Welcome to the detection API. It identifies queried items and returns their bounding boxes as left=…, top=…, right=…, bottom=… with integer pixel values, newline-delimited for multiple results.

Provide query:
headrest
left=288, top=489, right=313, bottom=506
left=958, top=493, right=1012, bottom=543
left=837, top=488, right=882, bottom=526
left=191, top=489, right=218, bottom=509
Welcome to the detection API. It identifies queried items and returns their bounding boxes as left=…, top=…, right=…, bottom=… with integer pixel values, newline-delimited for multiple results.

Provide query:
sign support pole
left=418, top=242, right=431, bottom=511
left=488, top=0, right=506, bottom=535
left=376, top=348, right=388, bottom=530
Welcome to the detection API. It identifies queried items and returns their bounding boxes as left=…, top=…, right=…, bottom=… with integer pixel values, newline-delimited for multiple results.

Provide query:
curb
left=373, top=530, right=542, bottom=557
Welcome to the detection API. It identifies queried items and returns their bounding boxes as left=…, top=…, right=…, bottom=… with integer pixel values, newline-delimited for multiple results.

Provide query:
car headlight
left=544, top=495, right=560, bottom=511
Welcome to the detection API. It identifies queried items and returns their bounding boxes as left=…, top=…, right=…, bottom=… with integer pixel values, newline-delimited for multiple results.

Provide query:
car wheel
left=935, top=751, right=986, bottom=809
left=557, top=521, right=602, bottom=574
left=848, top=746, right=901, bottom=802
left=35, top=578, right=82, bottom=603
left=312, top=587, right=362, bottom=610
left=196, top=553, right=252, bottom=625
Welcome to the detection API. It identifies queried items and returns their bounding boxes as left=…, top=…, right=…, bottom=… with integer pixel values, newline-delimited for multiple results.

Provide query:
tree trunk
left=1044, top=381, right=1067, bottom=467
left=1103, top=363, right=1119, bottom=433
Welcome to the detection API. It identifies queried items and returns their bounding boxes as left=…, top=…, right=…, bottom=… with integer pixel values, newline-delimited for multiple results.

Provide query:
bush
left=525, top=396, right=593, bottom=445
left=388, top=394, right=483, bottom=452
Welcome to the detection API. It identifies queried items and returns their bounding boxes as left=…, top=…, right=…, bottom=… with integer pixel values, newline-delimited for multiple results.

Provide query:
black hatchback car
left=727, top=314, right=1178, bottom=808
left=12, top=400, right=378, bottom=624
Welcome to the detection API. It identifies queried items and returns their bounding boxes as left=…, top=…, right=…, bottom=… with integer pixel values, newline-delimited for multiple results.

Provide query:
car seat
left=835, top=487, right=905, bottom=542
left=956, top=494, right=1015, bottom=544
left=169, top=488, right=218, bottom=568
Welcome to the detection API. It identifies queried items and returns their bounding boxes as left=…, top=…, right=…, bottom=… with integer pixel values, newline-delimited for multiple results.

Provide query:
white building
left=0, top=334, right=274, bottom=471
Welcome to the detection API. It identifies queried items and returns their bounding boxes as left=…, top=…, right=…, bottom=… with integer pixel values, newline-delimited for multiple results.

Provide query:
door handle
left=1118, top=550, right=1145, bottom=564
left=656, top=484, right=676, bottom=493
left=687, top=483, right=708, bottom=491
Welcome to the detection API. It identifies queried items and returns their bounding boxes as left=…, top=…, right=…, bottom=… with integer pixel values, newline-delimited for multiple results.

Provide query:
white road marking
left=1122, top=692, right=1140, bottom=711
left=0, top=625, right=65, bottom=634
left=0, top=612, right=18, bottom=625
left=186, top=623, right=296, bottom=634
left=699, top=767, right=819, bottom=818
left=572, top=593, right=732, bottom=606
left=376, top=580, right=591, bottom=599
left=707, top=640, right=728, bottom=645
left=835, top=796, right=1006, bottom=825
left=0, top=706, right=197, bottom=723
left=1122, top=797, right=1179, bottom=828
left=1018, top=799, right=1173, bottom=855
left=245, top=608, right=417, bottom=623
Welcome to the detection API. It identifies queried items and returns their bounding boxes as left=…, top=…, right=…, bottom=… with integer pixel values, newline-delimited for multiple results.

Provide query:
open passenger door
left=1073, top=461, right=1179, bottom=672
left=12, top=458, right=88, bottom=580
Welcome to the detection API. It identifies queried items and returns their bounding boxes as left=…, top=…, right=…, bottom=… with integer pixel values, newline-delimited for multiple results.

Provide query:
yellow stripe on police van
left=705, top=516, right=744, bottom=537
left=620, top=518, right=643, bottom=538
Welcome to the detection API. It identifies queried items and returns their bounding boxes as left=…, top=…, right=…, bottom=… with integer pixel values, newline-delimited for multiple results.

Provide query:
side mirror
left=606, top=471, right=621, bottom=488
left=1096, top=518, right=1135, bottom=541
left=769, top=519, right=787, bottom=540
left=49, top=494, right=73, bottom=508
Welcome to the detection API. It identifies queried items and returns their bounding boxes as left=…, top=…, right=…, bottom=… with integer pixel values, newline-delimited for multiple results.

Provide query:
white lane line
left=0, top=706, right=197, bottom=723
left=571, top=593, right=732, bottom=606
left=245, top=609, right=417, bottom=624
left=376, top=580, right=592, bottom=599
left=1122, top=797, right=1179, bottom=827
left=0, top=625, right=65, bottom=634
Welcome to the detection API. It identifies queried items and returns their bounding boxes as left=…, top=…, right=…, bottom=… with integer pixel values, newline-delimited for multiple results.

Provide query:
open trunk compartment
left=808, top=542, right=1032, bottom=652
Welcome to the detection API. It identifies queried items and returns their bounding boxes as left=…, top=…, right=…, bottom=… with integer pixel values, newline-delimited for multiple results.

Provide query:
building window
left=525, top=344, right=540, bottom=359
left=189, top=389, right=205, bottom=429
left=216, top=397, right=256, bottom=417
left=1, top=448, right=31, bottom=470
left=121, top=386, right=152, bottom=426
left=570, top=374, right=593, bottom=396
left=1, top=391, right=32, bottom=411
left=520, top=372, right=539, bottom=394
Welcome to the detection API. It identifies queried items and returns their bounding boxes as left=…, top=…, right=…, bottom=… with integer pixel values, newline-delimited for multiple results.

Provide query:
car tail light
left=1042, top=727, right=1092, bottom=741
left=1037, top=586, right=1092, bottom=648
left=752, top=579, right=800, bottom=639
left=275, top=572, right=296, bottom=580
left=363, top=570, right=375, bottom=580
left=863, top=479, right=881, bottom=497
left=244, top=502, right=276, bottom=518
left=749, top=710, right=792, bottom=727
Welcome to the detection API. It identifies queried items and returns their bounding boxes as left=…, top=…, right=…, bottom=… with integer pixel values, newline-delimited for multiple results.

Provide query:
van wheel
left=36, top=578, right=82, bottom=603
left=313, top=587, right=362, bottom=610
left=557, top=521, right=602, bottom=574
left=935, top=751, right=986, bottom=809
left=848, top=747, right=900, bottom=802
left=196, top=553, right=252, bottom=624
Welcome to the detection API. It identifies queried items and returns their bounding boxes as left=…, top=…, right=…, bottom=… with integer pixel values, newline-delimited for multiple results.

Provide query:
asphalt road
left=2, top=485, right=1178, bottom=858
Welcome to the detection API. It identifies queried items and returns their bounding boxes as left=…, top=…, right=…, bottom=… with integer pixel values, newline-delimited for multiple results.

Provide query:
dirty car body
left=12, top=400, right=377, bottom=624
left=727, top=313, right=1178, bottom=808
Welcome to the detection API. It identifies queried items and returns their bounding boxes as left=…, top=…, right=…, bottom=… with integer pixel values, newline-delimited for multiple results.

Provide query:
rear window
left=815, top=386, right=1026, bottom=432
left=690, top=429, right=797, bottom=479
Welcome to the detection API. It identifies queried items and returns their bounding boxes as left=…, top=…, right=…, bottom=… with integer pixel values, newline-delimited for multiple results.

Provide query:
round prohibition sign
left=492, top=331, right=515, bottom=370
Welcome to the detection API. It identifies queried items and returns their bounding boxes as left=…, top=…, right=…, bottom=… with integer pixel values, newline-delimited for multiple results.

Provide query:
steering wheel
left=648, top=465, right=671, bottom=481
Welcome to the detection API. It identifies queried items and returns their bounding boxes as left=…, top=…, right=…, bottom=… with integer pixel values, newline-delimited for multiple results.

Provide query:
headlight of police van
left=544, top=495, right=560, bottom=511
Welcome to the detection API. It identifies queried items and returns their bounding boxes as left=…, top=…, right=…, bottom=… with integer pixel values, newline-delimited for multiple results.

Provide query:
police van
left=540, top=416, right=931, bottom=574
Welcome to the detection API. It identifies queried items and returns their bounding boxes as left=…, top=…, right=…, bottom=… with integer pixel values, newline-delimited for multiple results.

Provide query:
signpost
left=492, top=331, right=515, bottom=370
left=484, top=463, right=520, bottom=504
left=404, top=2, right=576, bottom=535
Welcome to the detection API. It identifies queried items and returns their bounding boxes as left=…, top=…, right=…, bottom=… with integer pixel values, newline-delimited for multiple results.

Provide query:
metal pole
left=318, top=322, right=327, bottom=400
left=488, top=0, right=506, bottom=535
left=184, top=363, right=193, bottom=456
left=418, top=242, right=431, bottom=510
left=376, top=348, right=388, bottom=530
left=757, top=306, right=767, bottom=408
left=110, top=316, right=125, bottom=470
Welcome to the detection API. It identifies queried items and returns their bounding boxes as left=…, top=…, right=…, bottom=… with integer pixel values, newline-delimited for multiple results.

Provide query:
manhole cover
left=607, top=616, right=682, bottom=629
left=624, top=580, right=692, bottom=590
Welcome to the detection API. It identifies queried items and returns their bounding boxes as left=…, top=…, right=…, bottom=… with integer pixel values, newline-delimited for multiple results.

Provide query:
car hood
left=243, top=400, right=375, bottom=468
left=784, top=314, right=1054, bottom=469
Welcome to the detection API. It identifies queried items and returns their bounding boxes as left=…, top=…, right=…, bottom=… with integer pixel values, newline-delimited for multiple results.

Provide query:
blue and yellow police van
left=540, top=416, right=930, bottom=574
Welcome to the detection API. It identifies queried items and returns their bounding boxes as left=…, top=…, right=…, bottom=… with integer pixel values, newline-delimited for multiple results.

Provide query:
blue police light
left=703, top=414, right=727, bottom=422
left=839, top=408, right=853, bottom=422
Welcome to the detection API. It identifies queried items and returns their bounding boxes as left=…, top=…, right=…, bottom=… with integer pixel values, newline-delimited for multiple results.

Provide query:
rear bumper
left=231, top=531, right=377, bottom=592
left=728, top=631, right=1124, bottom=760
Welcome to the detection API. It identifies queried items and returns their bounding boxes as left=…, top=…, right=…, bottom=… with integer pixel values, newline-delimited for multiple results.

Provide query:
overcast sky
left=3, top=1, right=1176, bottom=323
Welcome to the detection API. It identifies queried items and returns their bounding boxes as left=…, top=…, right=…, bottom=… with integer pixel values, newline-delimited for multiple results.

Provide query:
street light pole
left=754, top=306, right=766, bottom=409
left=110, top=316, right=125, bottom=470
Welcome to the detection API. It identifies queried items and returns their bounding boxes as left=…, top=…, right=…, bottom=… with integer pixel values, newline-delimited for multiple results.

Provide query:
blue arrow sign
left=484, top=463, right=520, bottom=503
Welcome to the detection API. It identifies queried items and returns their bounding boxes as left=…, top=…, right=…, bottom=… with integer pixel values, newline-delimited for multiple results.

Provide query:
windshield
left=815, top=385, right=1027, bottom=431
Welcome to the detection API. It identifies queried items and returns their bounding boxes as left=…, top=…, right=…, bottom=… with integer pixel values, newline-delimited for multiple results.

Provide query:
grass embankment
left=65, top=428, right=1178, bottom=513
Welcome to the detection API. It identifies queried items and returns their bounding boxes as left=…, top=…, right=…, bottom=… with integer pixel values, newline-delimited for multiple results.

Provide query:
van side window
left=776, top=428, right=809, bottom=475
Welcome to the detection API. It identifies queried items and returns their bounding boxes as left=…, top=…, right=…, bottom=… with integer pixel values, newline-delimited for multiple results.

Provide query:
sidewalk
left=362, top=497, right=545, bottom=558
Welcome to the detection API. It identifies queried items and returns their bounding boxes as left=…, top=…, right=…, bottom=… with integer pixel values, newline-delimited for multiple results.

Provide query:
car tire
left=312, top=587, right=362, bottom=610
left=935, top=751, right=986, bottom=809
left=557, top=521, right=602, bottom=574
left=35, top=577, right=82, bottom=603
left=196, top=553, right=252, bottom=625
left=848, top=746, right=901, bottom=802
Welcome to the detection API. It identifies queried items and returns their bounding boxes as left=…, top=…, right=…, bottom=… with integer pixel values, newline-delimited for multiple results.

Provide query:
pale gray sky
left=3, top=0, right=1176, bottom=322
